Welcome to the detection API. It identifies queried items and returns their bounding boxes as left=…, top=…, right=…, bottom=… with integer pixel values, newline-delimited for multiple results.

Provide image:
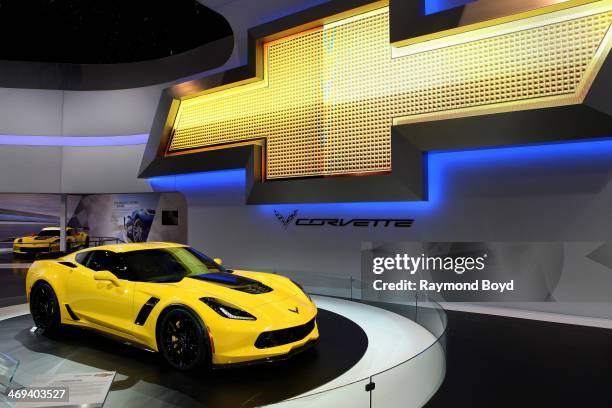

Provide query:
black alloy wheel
left=158, top=309, right=209, bottom=371
left=29, top=282, right=61, bottom=333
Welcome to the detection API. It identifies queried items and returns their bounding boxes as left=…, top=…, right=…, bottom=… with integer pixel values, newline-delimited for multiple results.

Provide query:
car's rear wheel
left=158, top=308, right=210, bottom=371
left=30, top=282, right=61, bottom=334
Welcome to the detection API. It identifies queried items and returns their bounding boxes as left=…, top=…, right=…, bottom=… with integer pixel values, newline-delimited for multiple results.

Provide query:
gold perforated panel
left=169, top=5, right=612, bottom=180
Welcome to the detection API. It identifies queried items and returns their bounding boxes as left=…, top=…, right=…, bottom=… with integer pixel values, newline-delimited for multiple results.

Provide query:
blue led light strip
left=149, top=137, right=612, bottom=213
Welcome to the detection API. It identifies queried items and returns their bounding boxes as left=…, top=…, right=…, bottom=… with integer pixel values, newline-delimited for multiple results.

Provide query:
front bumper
left=13, top=244, right=58, bottom=255
left=213, top=337, right=318, bottom=369
left=255, top=316, right=317, bottom=349
left=208, top=299, right=319, bottom=365
left=210, top=314, right=320, bottom=365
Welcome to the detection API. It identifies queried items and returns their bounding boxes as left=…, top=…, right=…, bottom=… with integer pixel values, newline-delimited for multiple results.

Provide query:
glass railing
left=269, top=269, right=357, bottom=299
left=370, top=295, right=447, bottom=408
left=266, top=270, right=448, bottom=408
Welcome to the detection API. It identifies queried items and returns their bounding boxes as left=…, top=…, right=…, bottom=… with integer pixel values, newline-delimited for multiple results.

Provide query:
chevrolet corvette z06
left=14, top=227, right=89, bottom=256
left=26, top=242, right=318, bottom=370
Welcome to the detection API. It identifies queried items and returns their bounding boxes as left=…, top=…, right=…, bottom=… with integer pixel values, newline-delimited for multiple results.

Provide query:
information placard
left=11, top=371, right=116, bottom=408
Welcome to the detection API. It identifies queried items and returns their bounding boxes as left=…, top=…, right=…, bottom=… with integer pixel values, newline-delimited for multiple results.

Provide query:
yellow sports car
left=26, top=242, right=318, bottom=370
left=14, top=227, right=89, bottom=256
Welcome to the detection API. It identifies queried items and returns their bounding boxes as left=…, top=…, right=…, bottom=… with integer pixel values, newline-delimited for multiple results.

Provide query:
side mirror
left=214, top=258, right=223, bottom=266
left=94, top=271, right=121, bottom=287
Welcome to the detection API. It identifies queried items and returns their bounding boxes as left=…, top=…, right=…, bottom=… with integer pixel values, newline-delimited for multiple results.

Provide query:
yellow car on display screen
left=26, top=242, right=318, bottom=370
left=13, top=227, right=89, bottom=256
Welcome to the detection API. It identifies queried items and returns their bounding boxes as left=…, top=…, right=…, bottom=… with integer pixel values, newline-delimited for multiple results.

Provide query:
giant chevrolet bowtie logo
left=165, top=1, right=611, bottom=181
left=140, top=0, right=612, bottom=204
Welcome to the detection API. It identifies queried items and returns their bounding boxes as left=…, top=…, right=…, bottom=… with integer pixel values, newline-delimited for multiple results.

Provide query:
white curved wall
left=0, top=86, right=163, bottom=137
left=0, top=144, right=152, bottom=194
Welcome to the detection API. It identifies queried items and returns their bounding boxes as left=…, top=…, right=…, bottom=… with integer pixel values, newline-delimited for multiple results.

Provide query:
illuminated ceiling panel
left=168, top=1, right=612, bottom=180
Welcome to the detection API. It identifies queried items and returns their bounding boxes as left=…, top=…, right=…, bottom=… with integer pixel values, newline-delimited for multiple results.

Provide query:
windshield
left=120, top=247, right=226, bottom=283
left=37, top=229, right=66, bottom=237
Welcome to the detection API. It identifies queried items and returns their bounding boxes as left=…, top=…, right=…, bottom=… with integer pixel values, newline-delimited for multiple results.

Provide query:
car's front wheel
left=158, top=308, right=210, bottom=371
left=29, top=282, right=61, bottom=334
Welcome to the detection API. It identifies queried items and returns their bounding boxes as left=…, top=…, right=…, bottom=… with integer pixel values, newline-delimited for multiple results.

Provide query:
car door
left=67, top=250, right=135, bottom=337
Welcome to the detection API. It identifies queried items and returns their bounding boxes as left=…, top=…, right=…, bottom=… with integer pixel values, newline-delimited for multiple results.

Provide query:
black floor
left=427, top=310, right=612, bottom=407
left=1, top=309, right=367, bottom=407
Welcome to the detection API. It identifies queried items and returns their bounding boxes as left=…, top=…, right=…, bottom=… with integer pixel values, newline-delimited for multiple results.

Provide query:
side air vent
left=65, top=304, right=79, bottom=320
left=59, top=262, right=77, bottom=268
left=135, top=297, right=160, bottom=326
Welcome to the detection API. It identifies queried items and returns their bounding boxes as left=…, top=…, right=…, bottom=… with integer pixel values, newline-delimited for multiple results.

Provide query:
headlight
left=291, top=279, right=311, bottom=301
left=200, top=297, right=256, bottom=321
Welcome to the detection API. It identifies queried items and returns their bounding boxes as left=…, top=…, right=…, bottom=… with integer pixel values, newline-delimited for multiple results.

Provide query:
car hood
left=150, top=270, right=300, bottom=308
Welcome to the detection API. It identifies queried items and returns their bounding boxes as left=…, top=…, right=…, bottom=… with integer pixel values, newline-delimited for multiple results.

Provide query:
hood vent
left=189, top=272, right=273, bottom=294
left=235, top=282, right=273, bottom=294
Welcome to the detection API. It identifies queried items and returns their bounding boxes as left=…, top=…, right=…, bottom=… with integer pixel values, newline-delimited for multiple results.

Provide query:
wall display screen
left=162, top=210, right=179, bottom=226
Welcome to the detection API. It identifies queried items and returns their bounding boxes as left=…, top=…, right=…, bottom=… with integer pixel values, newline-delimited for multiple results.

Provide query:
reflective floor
left=0, top=252, right=28, bottom=307
left=0, top=308, right=367, bottom=408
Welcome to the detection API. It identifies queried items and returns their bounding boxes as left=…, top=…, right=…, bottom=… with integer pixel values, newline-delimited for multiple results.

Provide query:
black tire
left=157, top=308, right=210, bottom=371
left=29, top=282, right=62, bottom=334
